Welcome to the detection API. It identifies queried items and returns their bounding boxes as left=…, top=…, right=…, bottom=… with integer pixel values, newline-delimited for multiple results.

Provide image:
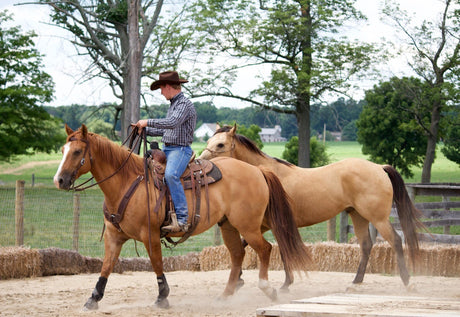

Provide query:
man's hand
left=131, top=119, right=148, bottom=134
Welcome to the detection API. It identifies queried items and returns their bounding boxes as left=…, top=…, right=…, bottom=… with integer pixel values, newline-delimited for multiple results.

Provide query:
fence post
left=73, top=193, right=80, bottom=251
left=442, top=195, right=450, bottom=234
left=15, top=180, right=25, bottom=246
left=31, top=174, right=35, bottom=187
left=327, top=216, right=336, bottom=241
left=339, top=211, right=348, bottom=243
left=213, top=224, right=222, bottom=245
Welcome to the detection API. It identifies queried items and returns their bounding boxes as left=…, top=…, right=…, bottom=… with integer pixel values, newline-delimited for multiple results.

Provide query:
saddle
left=103, top=146, right=222, bottom=243
left=148, top=148, right=222, bottom=242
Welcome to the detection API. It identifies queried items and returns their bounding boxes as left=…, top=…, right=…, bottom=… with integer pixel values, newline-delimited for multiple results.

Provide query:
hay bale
left=163, top=252, right=200, bottom=272
left=199, top=244, right=260, bottom=271
left=200, top=245, right=231, bottom=271
left=84, top=256, right=103, bottom=273
left=39, top=248, right=86, bottom=276
left=311, top=242, right=360, bottom=273
left=116, top=257, right=152, bottom=272
left=0, top=247, right=41, bottom=279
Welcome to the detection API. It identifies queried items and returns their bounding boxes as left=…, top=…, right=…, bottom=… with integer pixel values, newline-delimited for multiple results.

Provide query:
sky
left=0, top=0, right=447, bottom=109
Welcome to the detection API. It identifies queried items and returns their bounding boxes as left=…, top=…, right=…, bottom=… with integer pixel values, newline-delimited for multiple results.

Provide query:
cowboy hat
left=150, top=71, right=188, bottom=90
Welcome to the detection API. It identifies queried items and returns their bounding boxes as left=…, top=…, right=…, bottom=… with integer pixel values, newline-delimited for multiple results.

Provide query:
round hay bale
left=0, top=247, right=41, bottom=279
left=39, top=248, right=86, bottom=276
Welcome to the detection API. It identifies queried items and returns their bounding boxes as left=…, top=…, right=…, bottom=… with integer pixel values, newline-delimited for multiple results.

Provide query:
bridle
left=203, top=136, right=236, bottom=158
left=68, top=128, right=142, bottom=191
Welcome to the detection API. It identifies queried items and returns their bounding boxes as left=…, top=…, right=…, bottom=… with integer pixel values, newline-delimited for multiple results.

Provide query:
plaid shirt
left=146, top=92, right=196, bottom=146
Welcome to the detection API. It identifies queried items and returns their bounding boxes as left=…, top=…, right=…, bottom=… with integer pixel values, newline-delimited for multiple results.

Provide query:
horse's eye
left=217, top=143, right=224, bottom=149
left=73, top=149, right=82, bottom=156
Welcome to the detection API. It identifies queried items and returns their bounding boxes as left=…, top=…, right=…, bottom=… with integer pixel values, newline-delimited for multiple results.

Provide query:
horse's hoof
left=406, top=283, right=417, bottom=293
left=155, top=298, right=170, bottom=309
left=83, top=298, right=98, bottom=311
left=345, top=284, right=358, bottom=293
left=235, top=278, right=245, bottom=291
left=268, top=289, right=278, bottom=301
left=279, top=285, right=290, bottom=293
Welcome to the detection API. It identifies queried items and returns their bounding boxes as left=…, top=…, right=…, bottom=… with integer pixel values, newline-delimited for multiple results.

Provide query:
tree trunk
left=297, top=98, right=310, bottom=168
left=421, top=100, right=442, bottom=183
left=121, top=0, right=142, bottom=141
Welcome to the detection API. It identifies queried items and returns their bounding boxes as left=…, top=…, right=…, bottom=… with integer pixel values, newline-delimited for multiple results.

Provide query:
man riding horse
left=133, top=71, right=196, bottom=233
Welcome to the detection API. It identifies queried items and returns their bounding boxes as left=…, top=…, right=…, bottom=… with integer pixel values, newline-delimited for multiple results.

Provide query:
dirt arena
left=1, top=270, right=459, bottom=317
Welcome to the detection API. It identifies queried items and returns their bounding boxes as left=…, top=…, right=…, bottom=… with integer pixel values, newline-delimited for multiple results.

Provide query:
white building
left=195, top=123, right=218, bottom=141
left=259, top=125, right=286, bottom=142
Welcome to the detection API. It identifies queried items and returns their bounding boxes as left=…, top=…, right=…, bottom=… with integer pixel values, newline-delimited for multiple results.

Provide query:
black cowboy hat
left=150, top=71, right=188, bottom=90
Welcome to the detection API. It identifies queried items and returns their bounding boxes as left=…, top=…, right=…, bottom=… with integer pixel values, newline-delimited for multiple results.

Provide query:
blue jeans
left=163, top=145, right=193, bottom=224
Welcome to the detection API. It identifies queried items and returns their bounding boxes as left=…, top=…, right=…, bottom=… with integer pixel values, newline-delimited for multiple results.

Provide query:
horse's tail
left=383, top=165, right=426, bottom=266
left=261, top=167, right=312, bottom=273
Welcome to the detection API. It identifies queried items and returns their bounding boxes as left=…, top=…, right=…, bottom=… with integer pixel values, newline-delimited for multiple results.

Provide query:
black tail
left=383, top=165, right=426, bottom=266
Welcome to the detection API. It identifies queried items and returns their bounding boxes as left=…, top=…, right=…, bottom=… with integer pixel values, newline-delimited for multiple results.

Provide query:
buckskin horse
left=199, top=125, right=426, bottom=289
left=53, top=124, right=311, bottom=310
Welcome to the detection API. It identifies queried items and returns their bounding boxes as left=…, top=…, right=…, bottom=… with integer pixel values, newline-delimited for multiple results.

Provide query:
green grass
left=0, top=141, right=458, bottom=258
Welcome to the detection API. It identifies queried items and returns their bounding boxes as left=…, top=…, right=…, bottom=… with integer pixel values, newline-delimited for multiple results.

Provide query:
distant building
left=259, top=125, right=286, bottom=142
left=195, top=123, right=218, bottom=141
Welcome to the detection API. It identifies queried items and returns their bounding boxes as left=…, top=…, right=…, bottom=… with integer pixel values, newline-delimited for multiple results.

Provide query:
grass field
left=0, top=141, right=458, bottom=257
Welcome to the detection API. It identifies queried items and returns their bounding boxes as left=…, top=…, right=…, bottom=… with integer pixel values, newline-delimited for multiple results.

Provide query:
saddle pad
left=182, top=159, right=222, bottom=190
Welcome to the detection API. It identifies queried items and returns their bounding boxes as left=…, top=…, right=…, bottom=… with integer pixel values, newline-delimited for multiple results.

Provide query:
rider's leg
left=162, top=145, right=193, bottom=231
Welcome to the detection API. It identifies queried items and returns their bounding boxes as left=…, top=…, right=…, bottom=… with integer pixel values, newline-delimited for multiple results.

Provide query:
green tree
left=441, top=112, right=460, bottom=165
left=191, top=0, right=379, bottom=167
left=236, top=124, right=263, bottom=150
left=282, top=136, right=330, bottom=167
left=33, top=0, right=200, bottom=140
left=342, top=120, right=358, bottom=141
left=0, top=11, right=65, bottom=161
left=357, top=77, right=429, bottom=178
left=384, top=0, right=460, bottom=182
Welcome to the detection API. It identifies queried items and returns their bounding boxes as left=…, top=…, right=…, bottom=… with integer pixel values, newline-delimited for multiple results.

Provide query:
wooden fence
left=13, top=181, right=460, bottom=247
left=334, top=183, right=460, bottom=244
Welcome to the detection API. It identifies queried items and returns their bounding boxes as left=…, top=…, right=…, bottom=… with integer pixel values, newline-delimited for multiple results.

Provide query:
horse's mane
left=70, top=130, right=144, bottom=178
left=215, top=126, right=293, bottom=167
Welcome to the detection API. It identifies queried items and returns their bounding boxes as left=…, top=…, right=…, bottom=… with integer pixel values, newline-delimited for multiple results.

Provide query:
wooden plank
left=256, top=294, right=460, bottom=317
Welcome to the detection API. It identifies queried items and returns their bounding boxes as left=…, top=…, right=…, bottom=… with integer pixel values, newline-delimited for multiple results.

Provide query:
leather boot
left=162, top=212, right=187, bottom=233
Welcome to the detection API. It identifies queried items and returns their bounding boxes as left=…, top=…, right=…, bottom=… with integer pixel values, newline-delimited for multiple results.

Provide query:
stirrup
left=162, top=212, right=188, bottom=233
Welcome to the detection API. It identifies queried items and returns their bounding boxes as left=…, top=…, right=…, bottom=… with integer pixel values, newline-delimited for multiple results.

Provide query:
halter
left=203, top=136, right=236, bottom=158
left=68, top=128, right=142, bottom=191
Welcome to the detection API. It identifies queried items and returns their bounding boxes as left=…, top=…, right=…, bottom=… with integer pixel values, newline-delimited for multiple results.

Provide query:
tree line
left=44, top=97, right=363, bottom=142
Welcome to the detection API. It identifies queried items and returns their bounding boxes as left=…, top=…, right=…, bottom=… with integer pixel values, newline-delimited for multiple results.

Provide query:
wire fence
left=0, top=183, right=331, bottom=258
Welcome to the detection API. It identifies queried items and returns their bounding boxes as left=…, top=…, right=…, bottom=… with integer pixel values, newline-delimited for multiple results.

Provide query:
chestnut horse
left=53, top=124, right=311, bottom=310
left=200, top=125, right=425, bottom=289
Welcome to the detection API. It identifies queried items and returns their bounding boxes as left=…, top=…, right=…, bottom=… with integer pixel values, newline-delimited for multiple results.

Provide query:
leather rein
left=69, top=128, right=141, bottom=191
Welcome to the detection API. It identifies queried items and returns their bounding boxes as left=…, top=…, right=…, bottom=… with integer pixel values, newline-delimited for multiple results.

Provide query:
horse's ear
left=216, top=122, right=221, bottom=130
left=65, top=124, right=74, bottom=136
left=230, top=123, right=237, bottom=136
left=81, top=124, right=88, bottom=138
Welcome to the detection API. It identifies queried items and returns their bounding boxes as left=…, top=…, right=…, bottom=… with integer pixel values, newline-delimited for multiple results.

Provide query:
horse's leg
left=219, top=220, right=246, bottom=298
left=373, top=220, right=410, bottom=286
left=143, top=235, right=170, bottom=308
left=84, top=228, right=128, bottom=310
left=241, top=231, right=276, bottom=301
left=349, top=210, right=373, bottom=284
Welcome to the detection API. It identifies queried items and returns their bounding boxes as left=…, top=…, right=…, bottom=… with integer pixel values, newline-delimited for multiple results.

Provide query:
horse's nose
left=54, top=174, right=70, bottom=190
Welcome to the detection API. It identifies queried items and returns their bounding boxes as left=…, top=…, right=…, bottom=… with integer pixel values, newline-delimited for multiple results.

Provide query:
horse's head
left=199, top=124, right=236, bottom=160
left=53, top=124, right=93, bottom=190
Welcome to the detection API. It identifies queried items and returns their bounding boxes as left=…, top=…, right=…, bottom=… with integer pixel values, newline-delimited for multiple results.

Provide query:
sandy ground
left=0, top=270, right=459, bottom=317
